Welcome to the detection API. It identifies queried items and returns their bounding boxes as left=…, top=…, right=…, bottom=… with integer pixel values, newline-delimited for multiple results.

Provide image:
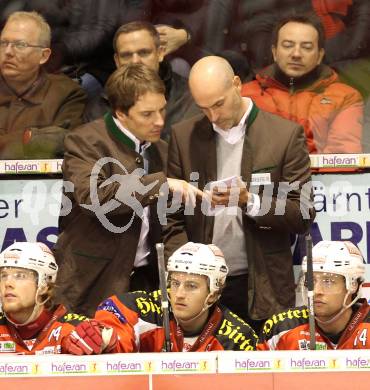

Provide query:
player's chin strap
left=174, top=292, right=217, bottom=325
left=3, top=285, right=49, bottom=327
left=315, top=290, right=361, bottom=326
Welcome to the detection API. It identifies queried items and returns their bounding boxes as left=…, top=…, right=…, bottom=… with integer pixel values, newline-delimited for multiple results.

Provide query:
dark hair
left=272, top=13, right=325, bottom=50
left=113, top=21, right=160, bottom=52
left=105, top=63, right=165, bottom=115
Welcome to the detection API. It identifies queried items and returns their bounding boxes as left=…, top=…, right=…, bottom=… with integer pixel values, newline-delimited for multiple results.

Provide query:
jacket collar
left=0, top=69, right=49, bottom=104
left=104, top=112, right=135, bottom=150
left=199, top=104, right=259, bottom=184
left=257, top=63, right=337, bottom=93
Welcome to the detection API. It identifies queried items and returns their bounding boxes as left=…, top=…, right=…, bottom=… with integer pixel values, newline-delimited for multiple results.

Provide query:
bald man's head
left=189, top=56, right=234, bottom=91
left=188, top=56, right=246, bottom=130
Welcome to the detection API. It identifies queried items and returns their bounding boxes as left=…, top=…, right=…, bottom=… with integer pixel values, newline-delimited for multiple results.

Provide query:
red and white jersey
left=95, top=290, right=258, bottom=352
left=0, top=305, right=88, bottom=355
left=258, top=299, right=370, bottom=350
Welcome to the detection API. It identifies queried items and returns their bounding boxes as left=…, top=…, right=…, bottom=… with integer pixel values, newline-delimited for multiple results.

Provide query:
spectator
left=84, top=21, right=198, bottom=141
left=200, top=1, right=370, bottom=75
left=258, top=240, right=370, bottom=350
left=242, top=13, right=364, bottom=154
left=27, top=1, right=195, bottom=83
left=0, top=242, right=118, bottom=355
left=96, top=242, right=258, bottom=351
left=164, top=55, right=314, bottom=332
left=0, top=11, right=86, bottom=159
left=55, top=63, right=200, bottom=316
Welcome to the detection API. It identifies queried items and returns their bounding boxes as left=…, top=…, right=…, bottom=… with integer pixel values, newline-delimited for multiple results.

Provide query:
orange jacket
left=242, top=64, right=364, bottom=154
left=0, top=305, right=89, bottom=355
left=258, top=300, right=370, bottom=350
left=95, top=291, right=258, bottom=352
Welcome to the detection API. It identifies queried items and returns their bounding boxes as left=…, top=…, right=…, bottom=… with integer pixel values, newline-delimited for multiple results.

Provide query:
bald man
left=163, top=56, right=314, bottom=331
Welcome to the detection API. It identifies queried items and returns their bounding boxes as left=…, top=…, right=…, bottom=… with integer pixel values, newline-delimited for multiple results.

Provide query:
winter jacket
left=242, top=64, right=364, bottom=153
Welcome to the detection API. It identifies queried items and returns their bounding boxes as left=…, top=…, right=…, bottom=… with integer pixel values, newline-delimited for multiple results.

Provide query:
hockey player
left=0, top=242, right=117, bottom=355
left=95, top=242, right=258, bottom=352
left=258, top=240, right=370, bottom=350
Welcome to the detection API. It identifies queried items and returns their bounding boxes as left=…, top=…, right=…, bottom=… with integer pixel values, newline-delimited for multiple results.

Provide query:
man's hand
left=23, top=124, right=69, bottom=158
left=167, top=178, right=204, bottom=207
left=208, top=178, right=250, bottom=208
left=155, top=25, right=188, bottom=55
left=62, top=320, right=117, bottom=355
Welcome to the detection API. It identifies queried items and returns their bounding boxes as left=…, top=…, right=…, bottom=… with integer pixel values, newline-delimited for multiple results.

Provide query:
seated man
left=0, top=242, right=118, bottom=355
left=84, top=21, right=198, bottom=140
left=242, top=14, right=364, bottom=154
left=95, top=242, right=258, bottom=352
left=0, top=11, right=86, bottom=159
left=258, top=240, right=369, bottom=350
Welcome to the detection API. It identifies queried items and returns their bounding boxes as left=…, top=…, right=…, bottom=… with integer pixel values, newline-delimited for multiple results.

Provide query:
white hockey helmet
left=167, top=242, right=229, bottom=295
left=302, top=240, right=365, bottom=294
left=0, top=242, right=58, bottom=288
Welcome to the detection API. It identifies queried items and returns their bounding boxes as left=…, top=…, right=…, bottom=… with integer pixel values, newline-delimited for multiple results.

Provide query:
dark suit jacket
left=55, top=115, right=167, bottom=316
left=164, top=108, right=314, bottom=320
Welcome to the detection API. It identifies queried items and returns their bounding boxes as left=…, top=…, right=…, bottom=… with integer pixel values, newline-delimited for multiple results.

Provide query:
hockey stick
left=305, top=234, right=316, bottom=350
left=156, top=243, right=171, bottom=352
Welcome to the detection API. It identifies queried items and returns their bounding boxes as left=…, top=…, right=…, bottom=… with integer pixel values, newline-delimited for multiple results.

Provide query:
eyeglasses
left=0, top=269, right=37, bottom=282
left=0, top=40, right=47, bottom=52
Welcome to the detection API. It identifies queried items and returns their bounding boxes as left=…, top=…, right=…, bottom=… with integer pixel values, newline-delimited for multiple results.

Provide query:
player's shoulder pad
left=216, top=307, right=259, bottom=351
left=60, top=312, right=89, bottom=325
left=98, top=291, right=163, bottom=324
left=261, top=306, right=309, bottom=339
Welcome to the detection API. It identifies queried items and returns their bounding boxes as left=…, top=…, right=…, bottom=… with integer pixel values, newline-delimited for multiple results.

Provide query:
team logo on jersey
left=97, top=298, right=127, bottom=324
left=0, top=341, right=16, bottom=352
left=24, top=339, right=36, bottom=351
left=298, top=339, right=327, bottom=350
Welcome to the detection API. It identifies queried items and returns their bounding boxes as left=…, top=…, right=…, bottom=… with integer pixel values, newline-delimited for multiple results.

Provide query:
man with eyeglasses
left=84, top=21, right=198, bottom=141
left=94, top=242, right=258, bottom=352
left=0, top=11, right=86, bottom=159
left=0, top=242, right=119, bottom=355
left=258, top=240, right=370, bottom=350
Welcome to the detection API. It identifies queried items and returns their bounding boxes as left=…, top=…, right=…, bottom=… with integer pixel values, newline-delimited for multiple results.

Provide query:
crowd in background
left=0, top=1, right=370, bottom=355
left=1, top=0, right=369, bottom=154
